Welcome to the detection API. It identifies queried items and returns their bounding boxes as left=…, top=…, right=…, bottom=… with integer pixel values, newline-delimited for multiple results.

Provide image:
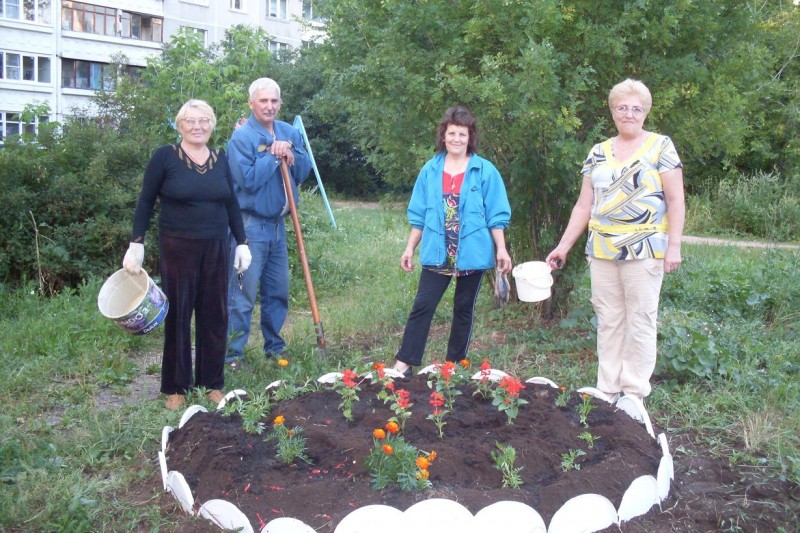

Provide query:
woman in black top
left=122, top=99, right=252, bottom=410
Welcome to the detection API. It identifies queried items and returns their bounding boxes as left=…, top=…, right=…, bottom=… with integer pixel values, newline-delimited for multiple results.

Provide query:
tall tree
left=315, top=0, right=800, bottom=304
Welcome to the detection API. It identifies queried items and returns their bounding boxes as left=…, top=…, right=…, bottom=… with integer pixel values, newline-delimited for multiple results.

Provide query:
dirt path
left=331, top=202, right=799, bottom=250
left=683, top=235, right=798, bottom=250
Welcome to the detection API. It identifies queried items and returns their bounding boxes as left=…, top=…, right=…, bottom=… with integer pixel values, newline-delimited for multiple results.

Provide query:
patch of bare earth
left=135, top=365, right=798, bottom=533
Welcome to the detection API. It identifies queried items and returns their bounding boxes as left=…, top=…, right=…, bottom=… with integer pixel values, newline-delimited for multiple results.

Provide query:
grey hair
left=175, top=99, right=217, bottom=130
left=248, top=77, right=281, bottom=99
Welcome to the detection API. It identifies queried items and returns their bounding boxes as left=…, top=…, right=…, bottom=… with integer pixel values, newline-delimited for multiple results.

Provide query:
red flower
left=499, top=376, right=525, bottom=398
left=373, top=362, right=386, bottom=380
left=479, top=358, right=492, bottom=382
left=385, top=381, right=396, bottom=393
left=341, top=369, right=358, bottom=389
left=429, top=391, right=445, bottom=408
left=440, top=361, right=456, bottom=384
left=396, top=389, right=411, bottom=409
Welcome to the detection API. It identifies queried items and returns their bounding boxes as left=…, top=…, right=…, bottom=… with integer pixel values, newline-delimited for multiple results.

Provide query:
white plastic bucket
left=98, top=269, right=169, bottom=335
left=511, top=261, right=553, bottom=302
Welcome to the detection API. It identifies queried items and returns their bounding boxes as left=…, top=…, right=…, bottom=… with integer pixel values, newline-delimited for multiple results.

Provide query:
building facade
left=0, top=0, right=323, bottom=143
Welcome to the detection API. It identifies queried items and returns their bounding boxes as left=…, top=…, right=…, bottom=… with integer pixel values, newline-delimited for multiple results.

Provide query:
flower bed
left=160, top=368, right=672, bottom=532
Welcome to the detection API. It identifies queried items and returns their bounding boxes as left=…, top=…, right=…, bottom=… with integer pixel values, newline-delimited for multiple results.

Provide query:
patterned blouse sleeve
left=580, top=143, right=601, bottom=178
left=656, top=136, right=682, bottom=172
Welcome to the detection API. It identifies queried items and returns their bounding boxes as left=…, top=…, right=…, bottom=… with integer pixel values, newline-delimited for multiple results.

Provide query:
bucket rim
left=97, top=268, right=153, bottom=320
left=512, top=261, right=552, bottom=282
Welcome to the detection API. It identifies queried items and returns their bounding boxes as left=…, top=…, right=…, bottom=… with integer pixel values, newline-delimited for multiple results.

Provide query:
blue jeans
left=227, top=214, right=290, bottom=361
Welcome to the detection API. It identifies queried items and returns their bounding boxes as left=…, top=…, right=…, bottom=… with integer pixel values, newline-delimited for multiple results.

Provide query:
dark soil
left=159, top=372, right=800, bottom=533
left=166, top=376, right=666, bottom=531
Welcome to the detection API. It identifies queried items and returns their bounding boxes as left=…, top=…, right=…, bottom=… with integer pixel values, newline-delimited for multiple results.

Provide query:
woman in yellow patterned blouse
left=546, top=79, right=685, bottom=400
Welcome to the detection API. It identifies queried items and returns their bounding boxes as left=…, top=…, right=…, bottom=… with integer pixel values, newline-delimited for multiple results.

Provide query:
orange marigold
left=416, top=468, right=430, bottom=480
left=428, top=450, right=437, bottom=462
left=459, top=359, right=470, bottom=368
left=416, top=457, right=429, bottom=470
left=277, top=358, right=289, bottom=367
left=382, top=444, right=393, bottom=455
left=373, top=428, right=386, bottom=439
left=273, top=415, right=285, bottom=426
left=385, top=421, right=400, bottom=434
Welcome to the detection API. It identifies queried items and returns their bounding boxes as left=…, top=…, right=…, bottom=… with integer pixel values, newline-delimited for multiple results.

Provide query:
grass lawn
left=0, top=195, right=798, bottom=530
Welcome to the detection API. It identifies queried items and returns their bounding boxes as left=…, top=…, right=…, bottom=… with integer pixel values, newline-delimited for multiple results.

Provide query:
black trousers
left=396, top=269, right=485, bottom=367
left=159, top=235, right=229, bottom=395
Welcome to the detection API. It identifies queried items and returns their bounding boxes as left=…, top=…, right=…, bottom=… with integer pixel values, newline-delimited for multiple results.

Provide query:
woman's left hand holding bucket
left=123, top=243, right=145, bottom=275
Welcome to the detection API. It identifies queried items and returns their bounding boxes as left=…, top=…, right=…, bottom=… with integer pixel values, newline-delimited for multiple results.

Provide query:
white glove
left=122, top=243, right=144, bottom=275
left=234, top=244, right=252, bottom=274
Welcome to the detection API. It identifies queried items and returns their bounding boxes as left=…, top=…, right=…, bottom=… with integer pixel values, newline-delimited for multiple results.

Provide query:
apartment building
left=0, top=0, right=324, bottom=143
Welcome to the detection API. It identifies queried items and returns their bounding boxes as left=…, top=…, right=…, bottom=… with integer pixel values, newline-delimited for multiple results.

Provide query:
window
left=125, top=13, right=163, bottom=41
left=230, top=0, right=243, bottom=10
left=268, top=40, right=289, bottom=54
left=62, top=58, right=109, bottom=90
left=0, top=111, right=48, bottom=143
left=62, top=1, right=163, bottom=42
left=61, top=1, right=115, bottom=35
left=302, top=0, right=323, bottom=22
left=182, top=26, right=207, bottom=46
left=1, top=51, right=51, bottom=83
left=61, top=58, right=142, bottom=90
left=268, top=0, right=286, bottom=18
left=2, top=0, right=50, bottom=23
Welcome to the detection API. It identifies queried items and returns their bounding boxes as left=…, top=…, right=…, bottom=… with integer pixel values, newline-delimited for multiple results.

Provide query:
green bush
left=688, top=171, right=800, bottom=241
left=0, top=120, right=143, bottom=290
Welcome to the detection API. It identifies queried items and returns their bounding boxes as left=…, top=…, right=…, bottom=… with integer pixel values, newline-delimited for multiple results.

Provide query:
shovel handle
left=280, top=161, right=326, bottom=353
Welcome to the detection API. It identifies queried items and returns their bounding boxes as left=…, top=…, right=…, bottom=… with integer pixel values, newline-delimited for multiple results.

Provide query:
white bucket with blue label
left=98, top=269, right=169, bottom=335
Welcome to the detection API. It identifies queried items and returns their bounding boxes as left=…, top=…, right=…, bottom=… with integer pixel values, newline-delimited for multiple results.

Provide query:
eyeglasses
left=613, top=105, right=646, bottom=117
left=183, top=117, right=211, bottom=127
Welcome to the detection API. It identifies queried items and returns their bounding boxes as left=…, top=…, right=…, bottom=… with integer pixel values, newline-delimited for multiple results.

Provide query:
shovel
left=280, top=160, right=327, bottom=358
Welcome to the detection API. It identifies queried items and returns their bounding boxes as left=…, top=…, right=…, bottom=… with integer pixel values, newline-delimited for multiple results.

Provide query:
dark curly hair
left=435, top=106, right=479, bottom=154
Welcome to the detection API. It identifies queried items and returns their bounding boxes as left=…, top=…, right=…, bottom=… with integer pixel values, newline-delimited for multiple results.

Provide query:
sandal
left=165, top=394, right=185, bottom=411
left=206, top=389, right=225, bottom=406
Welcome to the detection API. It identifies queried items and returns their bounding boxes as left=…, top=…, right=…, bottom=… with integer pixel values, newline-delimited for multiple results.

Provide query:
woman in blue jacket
left=392, top=106, right=512, bottom=377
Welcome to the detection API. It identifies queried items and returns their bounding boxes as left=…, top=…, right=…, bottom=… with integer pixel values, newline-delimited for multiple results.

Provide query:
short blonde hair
left=608, top=79, right=652, bottom=112
left=175, top=99, right=217, bottom=130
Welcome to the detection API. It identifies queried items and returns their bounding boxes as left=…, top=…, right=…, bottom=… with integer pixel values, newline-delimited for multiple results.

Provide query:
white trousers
left=589, top=257, right=664, bottom=398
